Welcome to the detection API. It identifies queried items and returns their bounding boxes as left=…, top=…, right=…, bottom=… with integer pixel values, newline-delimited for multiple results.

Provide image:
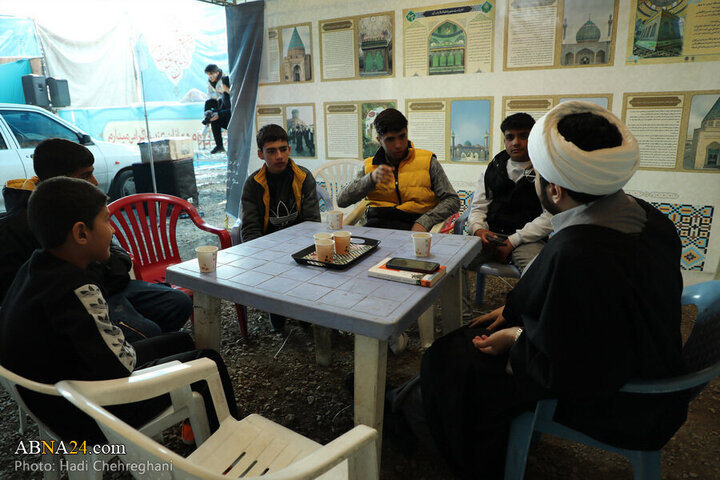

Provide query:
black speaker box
left=46, top=77, right=71, bottom=107
left=21, top=75, right=49, bottom=108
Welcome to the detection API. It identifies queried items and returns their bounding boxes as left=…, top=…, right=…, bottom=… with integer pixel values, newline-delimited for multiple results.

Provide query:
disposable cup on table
left=333, top=230, right=352, bottom=255
left=412, top=232, right=432, bottom=257
left=328, top=210, right=343, bottom=229
left=196, top=245, right=219, bottom=273
left=315, top=239, right=335, bottom=262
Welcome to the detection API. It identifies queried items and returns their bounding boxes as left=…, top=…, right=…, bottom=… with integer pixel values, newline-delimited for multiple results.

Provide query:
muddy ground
left=0, top=161, right=717, bottom=479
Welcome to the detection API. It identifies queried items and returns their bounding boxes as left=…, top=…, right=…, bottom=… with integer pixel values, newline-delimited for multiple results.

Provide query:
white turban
left=528, top=101, right=640, bottom=195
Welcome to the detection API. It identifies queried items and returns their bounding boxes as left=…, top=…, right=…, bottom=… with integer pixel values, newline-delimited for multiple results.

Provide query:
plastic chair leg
left=234, top=304, right=248, bottom=341
left=18, top=405, right=28, bottom=435
left=629, top=450, right=661, bottom=480
left=504, top=411, right=536, bottom=480
left=475, top=273, right=487, bottom=306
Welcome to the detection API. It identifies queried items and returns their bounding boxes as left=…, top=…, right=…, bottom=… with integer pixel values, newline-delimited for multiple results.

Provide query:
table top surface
left=166, top=222, right=481, bottom=339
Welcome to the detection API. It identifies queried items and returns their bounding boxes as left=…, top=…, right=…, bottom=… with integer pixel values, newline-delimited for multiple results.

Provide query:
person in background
left=202, top=64, right=231, bottom=155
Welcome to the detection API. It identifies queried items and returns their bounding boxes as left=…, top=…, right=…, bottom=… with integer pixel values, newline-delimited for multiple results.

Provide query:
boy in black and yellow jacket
left=240, top=124, right=321, bottom=330
left=241, top=124, right=320, bottom=242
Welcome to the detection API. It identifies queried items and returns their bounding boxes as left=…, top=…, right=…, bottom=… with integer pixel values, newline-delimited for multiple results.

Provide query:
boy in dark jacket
left=0, top=177, right=237, bottom=443
left=241, top=124, right=321, bottom=329
left=0, top=138, right=191, bottom=342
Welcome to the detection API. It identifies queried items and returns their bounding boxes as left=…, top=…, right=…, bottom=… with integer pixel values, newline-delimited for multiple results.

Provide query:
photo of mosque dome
left=358, top=15, right=393, bottom=77
left=282, top=25, right=312, bottom=82
left=428, top=21, right=466, bottom=75
left=684, top=94, right=720, bottom=170
left=560, top=0, right=614, bottom=66
left=632, top=0, right=685, bottom=58
left=450, top=99, right=490, bottom=163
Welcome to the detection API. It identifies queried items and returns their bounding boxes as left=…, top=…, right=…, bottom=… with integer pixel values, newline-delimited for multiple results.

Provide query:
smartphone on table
left=386, top=257, right=440, bottom=274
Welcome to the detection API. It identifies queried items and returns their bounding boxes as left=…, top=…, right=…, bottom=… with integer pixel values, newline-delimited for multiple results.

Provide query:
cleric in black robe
left=390, top=101, right=689, bottom=479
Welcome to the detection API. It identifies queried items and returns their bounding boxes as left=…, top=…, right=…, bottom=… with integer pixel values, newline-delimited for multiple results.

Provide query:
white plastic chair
left=0, top=361, right=210, bottom=480
left=58, top=357, right=379, bottom=480
left=312, top=160, right=364, bottom=223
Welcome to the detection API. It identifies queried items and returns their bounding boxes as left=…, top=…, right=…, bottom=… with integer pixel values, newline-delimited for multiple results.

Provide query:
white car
left=0, top=103, right=139, bottom=212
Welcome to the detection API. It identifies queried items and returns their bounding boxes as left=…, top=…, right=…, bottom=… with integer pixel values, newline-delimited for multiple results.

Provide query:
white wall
left=256, top=0, right=720, bottom=282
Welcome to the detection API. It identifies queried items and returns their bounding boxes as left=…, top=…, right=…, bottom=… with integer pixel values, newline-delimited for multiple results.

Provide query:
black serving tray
left=291, top=236, right=379, bottom=270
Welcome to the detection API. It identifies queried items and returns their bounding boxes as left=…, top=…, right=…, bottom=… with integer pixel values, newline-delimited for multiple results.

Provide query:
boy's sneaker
left=210, top=146, right=225, bottom=154
left=181, top=419, right=195, bottom=445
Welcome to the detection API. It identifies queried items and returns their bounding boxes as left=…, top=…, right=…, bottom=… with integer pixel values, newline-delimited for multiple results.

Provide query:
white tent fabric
left=35, top=15, right=138, bottom=107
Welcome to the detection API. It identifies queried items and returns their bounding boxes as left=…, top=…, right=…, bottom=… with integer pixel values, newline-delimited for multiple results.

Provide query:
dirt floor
left=0, top=161, right=717, bottom=479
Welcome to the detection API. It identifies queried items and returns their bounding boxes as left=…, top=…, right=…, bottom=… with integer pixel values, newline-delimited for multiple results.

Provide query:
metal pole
left=136, top=44, right=157, bottom=193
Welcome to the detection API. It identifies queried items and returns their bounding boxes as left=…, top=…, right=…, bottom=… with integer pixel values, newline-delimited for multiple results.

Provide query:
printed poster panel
left=622, top=91, right=720, bottom=172
left=502, top=94, right=612, bottom=121
left=324, top=100, right=397, bottom=159
left=403, top=1, right=495, bottom=77
left=504, top=0, right=619, bottom=70
left=626, top=0, right=720, bottom=65
left=259, top=23, right=313, bottom=85
left=285, top=104, right=316, bottom=158
left=255, top=105, right=284, bottom=133
left=320, top=12, right=394, bottom=81
left=406, top=97, right=493, bottom=164
left=255, top=104, right=316, bottom=159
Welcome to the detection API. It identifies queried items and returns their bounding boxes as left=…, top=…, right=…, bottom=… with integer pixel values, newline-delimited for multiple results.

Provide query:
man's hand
left=209, top=113, right=219, bottom=122
left=494, top=239, right=514, bottom=263
left=472, top=327, right=521, bottom=355
left=370, top=165, right=395, bottom=185
left=411, top=223, right=427, bottom=232
left=469, top=305, right=506, bottom=330
left=474, top=228, right=496, bottom=247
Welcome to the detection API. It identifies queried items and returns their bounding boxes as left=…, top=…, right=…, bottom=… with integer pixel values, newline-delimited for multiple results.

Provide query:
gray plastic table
left=166, top=221, right=481, bottom=466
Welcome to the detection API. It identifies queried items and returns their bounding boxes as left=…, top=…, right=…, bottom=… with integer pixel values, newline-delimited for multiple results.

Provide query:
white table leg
left=192, top=292, right=222, bottom=352
left=440, top=269, right=463, bottom=335
left=354, top=334, right=387, bottom=473
left=313, top=325, right=333, bottom=366
left=417, top=306, right=435, bottom=349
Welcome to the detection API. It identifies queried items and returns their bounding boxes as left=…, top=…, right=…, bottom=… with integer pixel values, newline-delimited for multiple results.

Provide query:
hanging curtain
left=225, top=1, right=264, bottom=219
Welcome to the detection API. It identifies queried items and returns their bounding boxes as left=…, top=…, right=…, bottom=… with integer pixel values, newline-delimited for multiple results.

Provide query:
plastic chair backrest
left=58, top=379, right=379, bottom=480
left=453, top=192, right=473, bottom=235
left=678, top=280, right=720, bottom=397
left=312, top=160, right=363, bottom=211
left=108, top=194, right=231, bottom=283
left=0, top=364, right=59, bottom=429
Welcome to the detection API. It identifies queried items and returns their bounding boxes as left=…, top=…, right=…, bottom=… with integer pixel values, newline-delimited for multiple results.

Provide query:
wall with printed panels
left=254, top=0, right=720, bottom=282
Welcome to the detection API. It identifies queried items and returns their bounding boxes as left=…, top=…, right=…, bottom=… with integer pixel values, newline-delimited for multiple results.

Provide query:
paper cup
left=328, top=210, right=343, bottom=229
left=313, top=232, right=333, bottom=242
left=412, top=232, right=432, bottom=257
left=196, top=245, right=219, bottom=273
left=333, top=231, right=352, bottom=255
left=315, top=239, right=335, bottom=262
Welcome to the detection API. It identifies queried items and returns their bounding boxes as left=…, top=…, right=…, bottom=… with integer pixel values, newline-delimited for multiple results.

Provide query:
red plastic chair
left=107, top=193, right=248, bottom=340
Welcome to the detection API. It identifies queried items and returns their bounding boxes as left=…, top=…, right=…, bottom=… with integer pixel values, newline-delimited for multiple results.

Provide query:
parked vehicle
left=0, top=103, right=139, bottom=212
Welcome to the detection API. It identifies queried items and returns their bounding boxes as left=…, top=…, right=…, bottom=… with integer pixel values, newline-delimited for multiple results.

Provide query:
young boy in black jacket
left=0, top=138, right=191, bottom=342
left=241, top=124, right=321, bottom=330
left=0, top=177, right=237, bottom=443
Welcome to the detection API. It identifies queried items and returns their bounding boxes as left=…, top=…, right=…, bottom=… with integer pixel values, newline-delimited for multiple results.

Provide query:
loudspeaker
left=46, top=77, right=71, bottom=107
left=21, top=75, right=49, bottom=108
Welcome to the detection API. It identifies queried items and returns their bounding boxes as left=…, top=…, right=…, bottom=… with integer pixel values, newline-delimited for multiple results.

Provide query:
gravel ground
left=0, top=160, right=717, bottom=479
